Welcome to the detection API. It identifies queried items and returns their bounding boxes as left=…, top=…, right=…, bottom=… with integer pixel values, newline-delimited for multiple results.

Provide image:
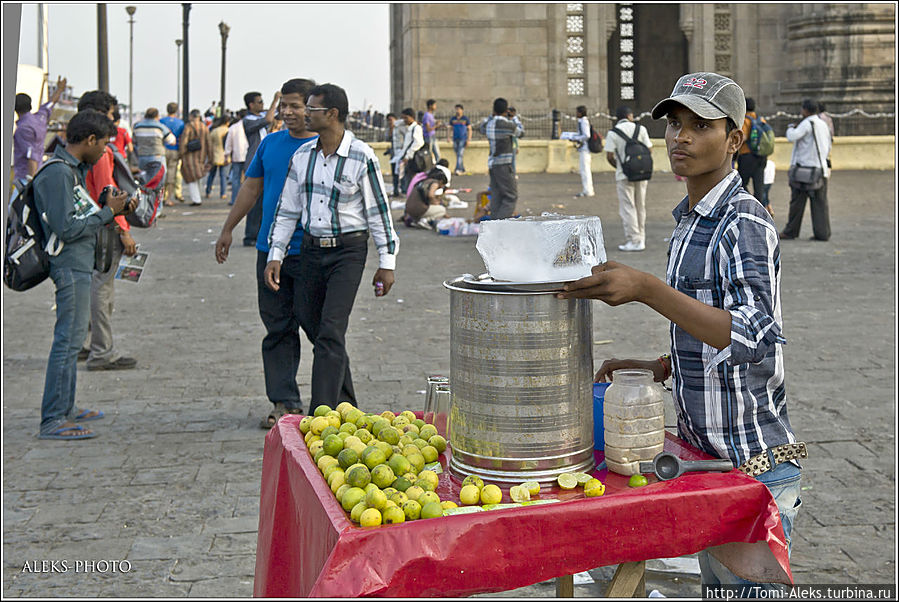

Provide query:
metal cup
left=433, top=384, right=451, bottom=438
left=424, top=375, right=449, bottom=424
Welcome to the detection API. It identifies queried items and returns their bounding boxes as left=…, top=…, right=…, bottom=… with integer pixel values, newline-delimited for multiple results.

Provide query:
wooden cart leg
left=605, top=561, right=646, bottom=597
left=555, top=573, right=574, bottom=597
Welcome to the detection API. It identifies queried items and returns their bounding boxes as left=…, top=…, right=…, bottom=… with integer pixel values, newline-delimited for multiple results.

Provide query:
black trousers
left=783, top=179, right=831, bottom=241
left=294, top=234, right=368, bottom=409
left=255, top=251, right=354, bottom=411
left=244, top=191, right=263, bottom=246
left=737, top=153, right=768, bottom=205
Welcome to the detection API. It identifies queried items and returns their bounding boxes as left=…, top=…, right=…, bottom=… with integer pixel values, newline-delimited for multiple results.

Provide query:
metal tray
left=461, top=273, right=575, bottom=293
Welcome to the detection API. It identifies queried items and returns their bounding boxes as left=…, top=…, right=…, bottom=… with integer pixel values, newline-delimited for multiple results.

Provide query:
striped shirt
left=478, top=115, right=523, bottom=168
left=666, top=170, right=795, bottom=467
left=268, top=130, right=399, bottom=270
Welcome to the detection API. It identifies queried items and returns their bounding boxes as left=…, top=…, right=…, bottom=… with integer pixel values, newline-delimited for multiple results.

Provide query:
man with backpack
left=31, top=109, right=136, bottom=440
left=604, top=106, right=653, bottom=251
left=738, top=98, right=775, bottom=216
left=75, top=91, right=140, bottom=372
left=572, top=105, right=598, bottom=198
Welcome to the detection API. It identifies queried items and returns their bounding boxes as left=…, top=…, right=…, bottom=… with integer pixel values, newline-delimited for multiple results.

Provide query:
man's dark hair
left=426, top=166, right=448, bottom=184
left=725, top=118, right=738, bottom=134
left=616, top=106, right=633, bottom=121
left=281, top=78, right=316, bottom=98
left=15, top=93, right=32, bottom=114
left=426, top=99, right=436, bottom=109
left=66, top=109, right=113, bottom=144
left=386, top=112, right=396, bottom=120
left=455, top=104, right=463, bottom=110
left=112, top=108, right=121, bottom=122
left=745, top=97, right=756, bottom=112
left=493, top=97, right=509, bottom=115
left=166, top=102, right=178, bottom=115
left=437, top=158, right=449, bottom=168
left=145, top=107, right=159, bottom=119
left=77, top=90, right=117, bottom=114
left=801, top=99, right=818, bottom=114
left=576, top=105, right=587, bottom=116
left=401, top=107, right=415, bottom=118
left=817, top=101, right=827, bottom=113
left=307, top=84, right=349, bottom=123
left=244, top=92, right=262, bottom=108
left=189, top=109, right=202, bottom=120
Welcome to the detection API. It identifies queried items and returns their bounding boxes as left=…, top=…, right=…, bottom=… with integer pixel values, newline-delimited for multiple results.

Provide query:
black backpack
left=4, top=160, right=68, bottom=291
left=587, top=124, right=603, bottom=153
left=611, top=125, right=653, bottom=182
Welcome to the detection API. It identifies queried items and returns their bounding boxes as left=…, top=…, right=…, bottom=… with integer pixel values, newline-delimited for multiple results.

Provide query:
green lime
left=322, top=434, right=344, bottom=457
left=313, top=404, right=332, bottom=417
left=391, top=476, right=413, bottom=492
left=557, top=473, right=578, bottom=490
left=402, top=499, right=422, bottom=521
left=345, top=465, right=372, bottom=489
left=337, top=448, right=359, bottom=470
left=371, top=464, right=396, bottom=489
left=420, top=501, right=444, bottom=519
left=628, top=474, right=649, bottom=488
left=573, top=472, right=593, bottom=485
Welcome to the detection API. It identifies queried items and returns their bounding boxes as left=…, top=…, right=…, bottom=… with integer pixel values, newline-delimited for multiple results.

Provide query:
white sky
left=16, top=2, right=391, bottom=114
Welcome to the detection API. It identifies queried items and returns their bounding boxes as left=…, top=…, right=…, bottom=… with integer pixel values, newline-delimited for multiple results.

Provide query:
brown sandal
left=260, top=403, right=302, bottom=430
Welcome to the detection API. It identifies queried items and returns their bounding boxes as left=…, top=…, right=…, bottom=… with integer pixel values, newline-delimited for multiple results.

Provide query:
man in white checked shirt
left=264, top=84, right=399, bottom=411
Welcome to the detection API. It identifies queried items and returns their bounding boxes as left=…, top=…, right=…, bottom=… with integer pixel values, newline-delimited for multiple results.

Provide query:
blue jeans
left=229, top=161, right=245, bottom=206
left=40, top=267, right=93, bottom=434
left=453, top=139, right=466, bottom=173
left=206, top=164, right=227, bottom=197
left=427, top=137, right=440, bottom=162
left=699, top=461, right=802, bottom=592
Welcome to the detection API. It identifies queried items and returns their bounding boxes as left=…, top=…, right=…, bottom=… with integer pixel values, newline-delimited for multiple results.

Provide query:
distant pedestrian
left=507, top=106, right=522, bottom=177
left=132, top=107, right=175, bottom=185
left=206, top=116, right=230, bottom=199
left=160, top=102, right=185, bottom=205
left=737, top=98, right=771, bottom=214
left=242, top=90, right=281, bottom=246
left=13, top=75, right=67, bottom=180
left=604, top=105, right=653, bottom=251
left=179, top=109, right=212, bottom=206
left=224, top=109, right=249, bottom=206
left=477, top=97, right=523, bottom=221
left=422, top=99, right=441, bottom=162
left=781, top=99, right=832, bottom=241
left=385, top=112, right=406, bottom=197
left=572, top=105, right=595, bottom=198
left=763, top=158, right=776, bottom=217
left=32, top=109, right=135, bottom=440
left=448, top=104, right=471, bottom=175
left=399, top=107, right=425, bottom=195
left=404, top=164, right=451, bottom=229
left=110, top=108, right=133, bottom=160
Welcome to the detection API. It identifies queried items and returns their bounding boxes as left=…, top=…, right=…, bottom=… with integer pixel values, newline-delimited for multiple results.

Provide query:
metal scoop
left=639, top=452, right=735, bottom=481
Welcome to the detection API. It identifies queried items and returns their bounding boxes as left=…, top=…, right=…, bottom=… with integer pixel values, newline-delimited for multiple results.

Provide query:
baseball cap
left=651, top=72, right=746, bottom=126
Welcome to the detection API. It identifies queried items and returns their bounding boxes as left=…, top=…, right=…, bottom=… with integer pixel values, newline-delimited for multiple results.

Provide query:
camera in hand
left=97, top=185, right=119, bottom=207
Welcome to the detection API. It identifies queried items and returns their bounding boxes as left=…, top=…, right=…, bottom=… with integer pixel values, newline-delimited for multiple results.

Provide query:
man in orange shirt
left=737, top=98, right=773, bottom=216
left=77, top=91, right=139, bottom=372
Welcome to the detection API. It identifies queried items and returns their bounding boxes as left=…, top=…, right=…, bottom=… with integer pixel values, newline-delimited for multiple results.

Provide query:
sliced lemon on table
left=557, top=473, right=578, bottom=490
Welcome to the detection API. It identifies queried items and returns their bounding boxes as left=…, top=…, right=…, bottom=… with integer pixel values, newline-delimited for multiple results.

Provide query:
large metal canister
left=443, top=276, right=595, bottom=484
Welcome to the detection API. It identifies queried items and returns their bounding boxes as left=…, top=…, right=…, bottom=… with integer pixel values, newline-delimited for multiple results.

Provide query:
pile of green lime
left=300, top=403, right=451, bottom=527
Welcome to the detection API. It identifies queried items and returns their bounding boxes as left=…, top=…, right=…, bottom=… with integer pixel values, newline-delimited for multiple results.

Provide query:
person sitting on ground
left=406, top=158, right=450, bottom=197
left=403, top=164, right=451, bottom=229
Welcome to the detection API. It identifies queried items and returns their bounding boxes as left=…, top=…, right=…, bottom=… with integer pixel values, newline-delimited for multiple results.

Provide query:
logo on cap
left=683, top=77, right=707, bottom=90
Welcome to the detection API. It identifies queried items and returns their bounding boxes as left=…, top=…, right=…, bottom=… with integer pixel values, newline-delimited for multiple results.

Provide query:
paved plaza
left=2, top=168, right=895, bottom=597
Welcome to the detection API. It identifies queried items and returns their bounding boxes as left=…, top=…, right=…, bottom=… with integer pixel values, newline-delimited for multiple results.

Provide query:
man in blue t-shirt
left=215, top=78, right=352, bottom=429
left=449, top=103, right=471, bottom=175
left=160, top=102, right=185, bottom=204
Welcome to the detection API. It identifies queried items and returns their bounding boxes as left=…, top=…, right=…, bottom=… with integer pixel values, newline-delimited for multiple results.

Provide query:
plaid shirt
left=268, top=130, right=399, bottom=270
left=478, top=115, right=523, bottom=168
left=666, top=170, right=796, bottom=467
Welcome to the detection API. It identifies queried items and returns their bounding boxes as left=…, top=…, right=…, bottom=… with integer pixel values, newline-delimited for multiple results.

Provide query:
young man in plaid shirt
left=560, top=72, right=803, bottom=591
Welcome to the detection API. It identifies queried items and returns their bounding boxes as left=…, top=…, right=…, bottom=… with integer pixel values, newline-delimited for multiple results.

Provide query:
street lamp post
left=126, top=6, right=136, bottom=128
left=218, top=22, right=230, bottom=116
left=175, top=39, right=183, bottom=113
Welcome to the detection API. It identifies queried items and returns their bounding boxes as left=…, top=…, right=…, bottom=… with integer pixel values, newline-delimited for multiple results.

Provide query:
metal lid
left=443, top=274, right=573, bottom=294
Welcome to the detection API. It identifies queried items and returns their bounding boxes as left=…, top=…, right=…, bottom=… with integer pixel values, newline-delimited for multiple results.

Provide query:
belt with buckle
left=303, top=230, right=367, bottom=249
left=737, top=442, right=808, bottom=477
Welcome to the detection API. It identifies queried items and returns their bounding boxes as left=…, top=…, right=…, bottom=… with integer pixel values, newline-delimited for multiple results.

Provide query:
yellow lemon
left=382, top=505, right=406, bottom=524
left=522, top=481, right=541, bottom=496
left=380, top=410, right=396, bottom=422
left=359, top=508, right=382, bottom=527
left=584, top=478, right=606, bottom=497
left=310, top=416, right=329, bottom=435
left=462, top=475, right=485, bottom=491
left=405, top=485, right=425, bottom=502
left=557, top=473, right=578, bottom=490
left=335, top=483, right=350, bottom=500
left=480, top=484, right=502, bottom=505
left=509, top=485, right=531, bottom=503
left=459, top=484, right=481, bottom=506
left=418, top=491, right=441, bottom=507
left=441, top=500, right=458, bottom=510
left=417, top=470, right=440, bottom=491
left=341, top=487, right=366, bottom=512
left=298, top=416, right=313, bottom=434
left=365, top=487, right=388, bottom=511
left=428, top=435, right=447, bottom=454
left=402, top=500, right=422, bottom=521
left=350, top=501, right=367, bottom=523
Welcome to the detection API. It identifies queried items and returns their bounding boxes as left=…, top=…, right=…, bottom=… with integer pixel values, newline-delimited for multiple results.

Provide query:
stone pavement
left=2, top=169, right=895, bottom=597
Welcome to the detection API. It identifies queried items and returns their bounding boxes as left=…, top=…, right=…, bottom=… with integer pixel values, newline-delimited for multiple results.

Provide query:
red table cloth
left=254, top=415, right=791, bottom=597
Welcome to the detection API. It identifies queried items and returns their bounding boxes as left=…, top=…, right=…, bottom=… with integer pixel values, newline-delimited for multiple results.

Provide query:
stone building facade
left=389, top=3, right=894, bottom=136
